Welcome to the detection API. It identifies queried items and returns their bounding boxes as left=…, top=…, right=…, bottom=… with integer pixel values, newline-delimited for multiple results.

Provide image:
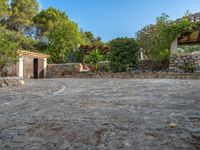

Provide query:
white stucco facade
left=170, top=39, right=178, bottom=55
left=44, top=58, right=48, bottom=78
left=18, top=57, right=24, bottom=78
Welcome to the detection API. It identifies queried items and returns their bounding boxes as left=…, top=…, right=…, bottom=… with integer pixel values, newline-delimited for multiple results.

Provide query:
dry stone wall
left=47, top=63, right=83, bottom=78
left=169, top=52, right=200, bottom=73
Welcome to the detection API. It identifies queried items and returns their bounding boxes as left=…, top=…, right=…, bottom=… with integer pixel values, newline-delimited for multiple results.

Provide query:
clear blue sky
left=39, top=0, right=200, bottom=42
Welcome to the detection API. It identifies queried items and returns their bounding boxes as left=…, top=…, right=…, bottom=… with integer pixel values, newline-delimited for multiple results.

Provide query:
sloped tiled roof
left=18, top=50, right=50, bottom=59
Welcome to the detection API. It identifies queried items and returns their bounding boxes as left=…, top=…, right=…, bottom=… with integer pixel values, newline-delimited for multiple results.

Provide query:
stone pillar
left=140, top=51, right=144, bottom=60
left=44, top=58, right=47, bottom=78
left=18, top=57, right=24, bottom=78
left=170, top=39, right=178, bottom=55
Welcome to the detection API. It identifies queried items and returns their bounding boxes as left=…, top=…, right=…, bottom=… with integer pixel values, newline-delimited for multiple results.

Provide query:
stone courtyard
left=0, top=79, right=199, bottom=150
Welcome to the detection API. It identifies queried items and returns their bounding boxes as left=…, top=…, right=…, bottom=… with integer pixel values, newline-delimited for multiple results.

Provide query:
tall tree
left=84, top=31, right=104, bottom=45
left=0, top=0, right=10, bottom=18
left=0, top=0, right=10, bottom=26
left=33, top=7, right=68, bottom=37
left=79, top=29, right=91, bottom=44
left=0, top=25, right=40, bottom=51
left=84, top=31, right=95, bottom=43
left=8, top=0, right=39, bottom=33
left=47, top=21, right=85, bottom=63
left=0, top=30, right=18, bottom=76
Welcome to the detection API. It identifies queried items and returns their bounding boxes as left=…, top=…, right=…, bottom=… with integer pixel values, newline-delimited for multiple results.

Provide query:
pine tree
left=0, top=0, right=10, bottom=18
left=8, top=0, right=39, bottom=33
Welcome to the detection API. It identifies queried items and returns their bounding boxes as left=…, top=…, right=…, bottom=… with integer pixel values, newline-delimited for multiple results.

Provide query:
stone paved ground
left=0, top=79, right=200, bottom=150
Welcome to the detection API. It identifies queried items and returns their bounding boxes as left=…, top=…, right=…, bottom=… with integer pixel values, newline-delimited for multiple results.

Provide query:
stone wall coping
left=49, top=72, right=200, bottom=79
left=175, top=51, right=200, bottom=57
left=48, top=63, right=82, bottom=66
left=191, top=51, right=200, bottom=56
left=175, top=53, right=191, bottom=56
left=0, top=77, right=23, bottom=80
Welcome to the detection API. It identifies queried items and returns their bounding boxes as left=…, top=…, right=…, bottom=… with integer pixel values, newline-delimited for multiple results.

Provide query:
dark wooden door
left=33, top=58, right=38, bottom=79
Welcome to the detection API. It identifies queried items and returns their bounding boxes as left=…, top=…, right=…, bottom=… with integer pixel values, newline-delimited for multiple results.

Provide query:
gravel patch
left=0, top=79, right=199, bottom=150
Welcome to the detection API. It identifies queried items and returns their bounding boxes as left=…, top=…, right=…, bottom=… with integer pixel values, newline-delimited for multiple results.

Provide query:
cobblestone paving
left=0, top=79, right=200, bottom=150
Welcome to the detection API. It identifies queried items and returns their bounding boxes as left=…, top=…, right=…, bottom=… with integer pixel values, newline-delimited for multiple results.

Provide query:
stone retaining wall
left=169, top=52, right=200, bottom=73
left=56, top=72, right=200, bottom=79
left=1, top=65, right=18, bottom=77
left=47, top=63, right=83, bottom=78
left=0, top=77, right=24, bottom=87
left=46, top=61, right=200, bottom=79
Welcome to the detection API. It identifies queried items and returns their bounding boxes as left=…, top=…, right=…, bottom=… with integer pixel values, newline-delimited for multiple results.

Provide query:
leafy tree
left=47, top=21, right=85, bottom=63
left=84, top=31, right=104, bottom=45
left=0, top=0, right=10, bottom=18
left=92, top=36, right=104, bottom=46
left=0, top=0, right=10, bottom=26
left=79, top=30, right=91, bottom=44
left=136, top=13, right=198, bottom=69
left=109, top=37, right=139, bottom=72
left=0, top=25, right=39, bottom=51
left=7, top=0, right=39, bottom=33
left=137, top=14, right=171, bottom=63
left=33, top=7, right=68, bottom=37
left=0, top=32, right=18, bottom=76
left=84, top=31, right=95, bottom=43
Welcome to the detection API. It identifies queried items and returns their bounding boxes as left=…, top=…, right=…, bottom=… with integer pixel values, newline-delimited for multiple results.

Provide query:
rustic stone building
left=4, top=50, right=50, bottom=79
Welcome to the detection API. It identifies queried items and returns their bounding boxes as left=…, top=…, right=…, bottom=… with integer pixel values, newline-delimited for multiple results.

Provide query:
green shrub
left=98, top=61, right=111, bottom=72
left=86, top=49, right=103, bottom=71
left=109, top=37, right=139, bottom=72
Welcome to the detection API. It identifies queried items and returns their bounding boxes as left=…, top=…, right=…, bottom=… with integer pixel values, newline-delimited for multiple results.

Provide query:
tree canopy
left=0, top=0, right=10, bottom=18
left=83, top=31, right=104, bottom=46
left=7, top=0, right=39, bottom=32
left=47, top=21, right=86, bottom=63
left=0, top=25, right=40, bottom=51
left=33, top=7, right=68, bottom=37
left=136, top=14, right=198, bottom=63
left=0, top=30, right=18, bottom=76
